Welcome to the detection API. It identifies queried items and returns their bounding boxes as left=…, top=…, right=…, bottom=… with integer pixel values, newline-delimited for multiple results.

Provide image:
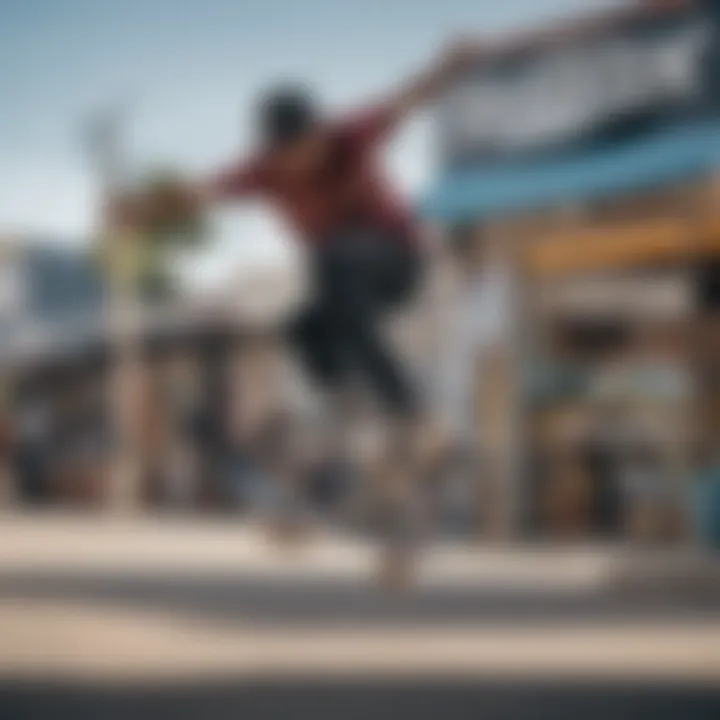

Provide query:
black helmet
left=258, top=83, right=319, bottom=149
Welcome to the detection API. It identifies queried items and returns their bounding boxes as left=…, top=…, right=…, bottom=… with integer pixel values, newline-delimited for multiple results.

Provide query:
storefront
left=422, top=0, right=720, bottom=541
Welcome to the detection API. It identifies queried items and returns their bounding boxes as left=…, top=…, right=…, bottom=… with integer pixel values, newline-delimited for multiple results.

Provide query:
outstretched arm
left=109, top=158, right=263, bottom=231
left=202, top=157, right=265, bottom=204
left=340, top=39, right=486, bottom=146
left=376, top=1, right=673, bottom=130
left=381, top=40, right=486, bottom=129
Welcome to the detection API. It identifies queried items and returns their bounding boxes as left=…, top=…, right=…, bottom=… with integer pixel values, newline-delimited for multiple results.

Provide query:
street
left=0, top=514, right=719, bottom=718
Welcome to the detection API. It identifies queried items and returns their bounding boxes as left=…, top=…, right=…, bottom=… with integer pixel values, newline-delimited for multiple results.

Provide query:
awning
left=421, top=122, right=720, bottom=223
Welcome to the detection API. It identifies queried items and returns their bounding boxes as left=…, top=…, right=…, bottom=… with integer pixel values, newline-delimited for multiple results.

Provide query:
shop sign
left=440, top=3, right=720, bottom=169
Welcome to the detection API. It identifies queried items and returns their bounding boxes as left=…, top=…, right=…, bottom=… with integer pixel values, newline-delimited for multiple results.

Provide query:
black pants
left=289, top=226, right=422, bottom=417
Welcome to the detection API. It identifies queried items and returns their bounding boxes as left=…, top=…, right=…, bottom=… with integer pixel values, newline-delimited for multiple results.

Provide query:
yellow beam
left=528, top=215, right=720, bottom=277
left=703, top=218, right=720, bottom=251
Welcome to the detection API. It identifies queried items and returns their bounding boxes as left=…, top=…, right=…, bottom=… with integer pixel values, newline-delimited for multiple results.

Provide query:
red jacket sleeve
left=208, top=157, right=266, bottom=202
left=338, top=103, right=399, bottom=148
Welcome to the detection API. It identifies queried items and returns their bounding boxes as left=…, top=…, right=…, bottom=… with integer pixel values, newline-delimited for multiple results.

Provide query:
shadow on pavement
left=1, top=678, right=719, bottom=720
left=1, top=570, right=719, bottom=629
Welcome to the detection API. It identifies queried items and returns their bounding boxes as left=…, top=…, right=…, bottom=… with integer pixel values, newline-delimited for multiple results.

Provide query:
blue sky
left=0, top=0, right=621, bottom=284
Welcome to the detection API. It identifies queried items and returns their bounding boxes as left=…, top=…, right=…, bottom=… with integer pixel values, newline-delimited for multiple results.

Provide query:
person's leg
left=287, top=301, right=359, bottom=459
left=287, top=232, right=428, bottom=582
left=317, top=232, right=431, bottom=586
left=287, top=303, right=348, bottom=393
left=318, top=235, right=420, bottom=419
left=267, top=292, right=362, bottom=541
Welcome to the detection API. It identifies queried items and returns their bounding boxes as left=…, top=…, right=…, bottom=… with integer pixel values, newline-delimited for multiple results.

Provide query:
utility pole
left=0, top=240, right=17, bottom=508
left=84, top=105, right=144, bottom=511
left=0, top=375, right=14, bottom=509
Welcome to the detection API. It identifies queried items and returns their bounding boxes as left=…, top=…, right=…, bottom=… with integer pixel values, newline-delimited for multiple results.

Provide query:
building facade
left=422, top=0, right=720, bottom=542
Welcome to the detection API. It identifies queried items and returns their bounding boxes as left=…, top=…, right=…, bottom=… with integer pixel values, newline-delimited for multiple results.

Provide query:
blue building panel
left=421, top=122, right=720, bottom=223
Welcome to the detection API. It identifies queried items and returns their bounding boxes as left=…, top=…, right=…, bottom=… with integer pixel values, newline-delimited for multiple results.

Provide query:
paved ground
left=0, top=513, right=718, bottom=718
left=3, top=679, right=719, bottom=720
